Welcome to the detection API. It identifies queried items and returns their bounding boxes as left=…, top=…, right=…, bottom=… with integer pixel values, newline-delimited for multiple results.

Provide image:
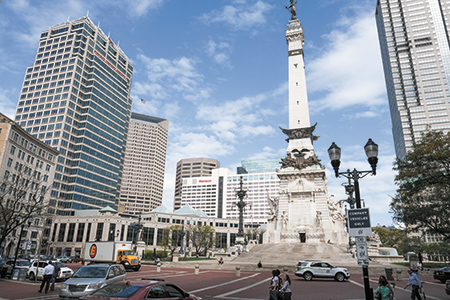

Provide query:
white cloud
left=136, top=54, right=212, bottom=103
left=200, top=0, right=273, bottom=31
left=306, top=9, right=386, bottom=112
left=0, top=87, right=17, bottom=118
left=126, top=0, right=164, bottom=17
left=205, top=39, right=233, bottom=69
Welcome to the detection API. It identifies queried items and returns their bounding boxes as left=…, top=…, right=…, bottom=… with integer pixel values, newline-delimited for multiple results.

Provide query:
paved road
left=0, top=263, right=448, bottom=300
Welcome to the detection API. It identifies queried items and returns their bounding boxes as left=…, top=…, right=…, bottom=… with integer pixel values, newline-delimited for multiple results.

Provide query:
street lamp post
left=328, top=138, right=378, bottom=300
left=234, top=176, right=248, bottom=243
left=12, top=217, right=32, bottom=271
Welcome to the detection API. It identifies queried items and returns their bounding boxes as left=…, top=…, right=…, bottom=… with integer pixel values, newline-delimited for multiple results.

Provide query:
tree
left=391, top=130, right=450, bottom=240
left=185, top=224, right=214, bottom=256
left=372, top=227, right=405, bottom=249
left=158, top=225, right=182, bottom=258
left=0, top=166, right=49, bottom=256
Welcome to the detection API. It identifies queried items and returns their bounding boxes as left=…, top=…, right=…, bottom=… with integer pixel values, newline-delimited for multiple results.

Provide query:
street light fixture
left=12, top=216, right=32, bottom=271
left=328, top=138, right=378, bottom=300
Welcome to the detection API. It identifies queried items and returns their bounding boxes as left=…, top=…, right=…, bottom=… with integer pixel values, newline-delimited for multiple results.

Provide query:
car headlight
left=87, top=283, right=102, bottom=290
left=124, top=261, right=130, bottom=265
left=61, top=283, right=68, bottom=290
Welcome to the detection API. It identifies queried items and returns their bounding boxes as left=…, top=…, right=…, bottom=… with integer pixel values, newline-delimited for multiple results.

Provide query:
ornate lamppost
left=328, top=138, right=378, bottom=300
left=234, top=176, right=248, bottom=245
left=12, top=216, right=32, bottom=270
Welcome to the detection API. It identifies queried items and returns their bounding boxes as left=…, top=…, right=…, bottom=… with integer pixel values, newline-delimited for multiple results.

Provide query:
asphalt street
left=0, top=263, right=448, bottom=300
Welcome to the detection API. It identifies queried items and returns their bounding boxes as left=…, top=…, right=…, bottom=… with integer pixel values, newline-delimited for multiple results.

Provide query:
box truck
left=83, top=241, right=141, bottom=271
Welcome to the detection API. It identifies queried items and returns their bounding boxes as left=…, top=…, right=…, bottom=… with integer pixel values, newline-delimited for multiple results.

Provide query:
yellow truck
left=83, top=241, right=141, bottom=271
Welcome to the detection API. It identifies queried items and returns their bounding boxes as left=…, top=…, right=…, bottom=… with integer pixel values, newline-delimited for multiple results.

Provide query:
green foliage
left=396, top=236, right=424, bottom=257
left=391, top=130, right=450, bottom=240
left=157, top=225, right=182, bottom=257
left=185, top=224, right=214, bottom=256
left=372, top=227, right=405, bottom=248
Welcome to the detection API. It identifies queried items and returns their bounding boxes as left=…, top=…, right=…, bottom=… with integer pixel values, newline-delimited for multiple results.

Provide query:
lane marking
left=188, top=273, right=261, bottom=294
left=213, top=277, right=268, bottom=298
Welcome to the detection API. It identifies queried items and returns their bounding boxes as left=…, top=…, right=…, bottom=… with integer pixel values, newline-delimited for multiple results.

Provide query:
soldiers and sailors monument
left=263, top=0, right=348, bottom=246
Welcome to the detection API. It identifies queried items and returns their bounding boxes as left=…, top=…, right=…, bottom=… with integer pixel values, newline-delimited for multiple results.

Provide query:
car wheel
left=29, top=272, right=35, bottom=281
left=335, top=272, right=345, bottom=282
left=303, top=272, right=313, bottom=281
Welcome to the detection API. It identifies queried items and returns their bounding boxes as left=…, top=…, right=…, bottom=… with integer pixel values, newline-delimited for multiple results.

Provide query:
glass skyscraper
left=14, top=16, right=133, bottom=215
left=376, top=0, right=450, bottom=158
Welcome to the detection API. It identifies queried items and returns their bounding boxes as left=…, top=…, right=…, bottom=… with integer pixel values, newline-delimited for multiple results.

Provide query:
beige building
left=119, top=113, right=169, bottom=214
left=0, top=112, right=59, bottom=256
left=174, top=157, right=220, bottom=211
left=49, top=205, right=238, bottom=257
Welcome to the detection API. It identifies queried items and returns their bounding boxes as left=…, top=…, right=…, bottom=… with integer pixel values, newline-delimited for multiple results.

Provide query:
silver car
left=59, top=264, right=126, bottom=299
left=294, top=260, right=350, bottom=282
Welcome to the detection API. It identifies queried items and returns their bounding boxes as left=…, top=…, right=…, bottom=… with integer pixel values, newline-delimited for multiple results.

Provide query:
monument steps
left=231, top=243, right=357, bottom=265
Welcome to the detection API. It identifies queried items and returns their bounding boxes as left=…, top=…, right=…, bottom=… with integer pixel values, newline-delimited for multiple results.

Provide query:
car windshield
left=73, top=267, right=108, bottom=278
left=57, top=262, right=66, bottom=268
left=92, top=284, right=141, bottom=297
left=122, top=251, right=135, bottom=256
left=16, top=261, right=31, bottom=267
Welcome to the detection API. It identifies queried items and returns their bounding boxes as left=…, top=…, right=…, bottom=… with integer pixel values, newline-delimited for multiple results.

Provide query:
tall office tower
left=119, top=113, right=169, bottom=214
left=376, top=0, right=450, bottom=159
left=173, top=157, right=220, bottom=211
left=14, top=16, right=134, bottom=215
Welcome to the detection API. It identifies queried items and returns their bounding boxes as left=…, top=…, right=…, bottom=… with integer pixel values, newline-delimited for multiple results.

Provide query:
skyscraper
left=173, top=157, right=220, bottom=211
left=376, top=0, right=450, bottom=158
left=119, top=113, right=169, bottom=214
left=14, top=16, right=133, bottom=215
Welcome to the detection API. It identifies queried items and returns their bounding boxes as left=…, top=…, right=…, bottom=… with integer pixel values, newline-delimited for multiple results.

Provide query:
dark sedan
left=433, top=266, right=450, bottom=283
left=80, top=279, right=202, bottom=300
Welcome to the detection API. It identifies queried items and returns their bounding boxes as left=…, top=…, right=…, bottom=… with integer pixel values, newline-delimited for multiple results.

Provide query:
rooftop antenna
left=98, top=21, right=100, bottom=29
left=66, top=16, right=70, bottom=22
left=117, top=41, right=120, bottom=47
left=86, top=10, right=89, bottom=17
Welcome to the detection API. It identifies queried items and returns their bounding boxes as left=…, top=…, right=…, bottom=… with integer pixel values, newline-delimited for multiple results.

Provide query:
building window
left=76, top=223, right=85, bottom=242
left=95, top=223, right=104, bottom=241
left=67, top=223, right=76, bottom=242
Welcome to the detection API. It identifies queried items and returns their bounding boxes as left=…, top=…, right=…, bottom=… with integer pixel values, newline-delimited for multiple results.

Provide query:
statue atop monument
left=285, top=0, right=298, bottom=20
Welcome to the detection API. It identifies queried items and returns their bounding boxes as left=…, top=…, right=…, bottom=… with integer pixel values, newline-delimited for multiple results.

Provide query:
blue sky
left=0, top=0, right=397, bottom=226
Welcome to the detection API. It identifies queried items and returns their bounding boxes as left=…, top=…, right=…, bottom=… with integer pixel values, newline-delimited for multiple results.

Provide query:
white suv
left=27, top=260, right=73, bottom=281
left=294, top=261, right=350, bottom=282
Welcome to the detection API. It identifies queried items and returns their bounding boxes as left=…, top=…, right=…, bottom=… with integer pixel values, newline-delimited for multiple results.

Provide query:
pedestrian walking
left=405, top=268, right=423, bottom=300
left=38, top=261, right=55, bottom=294
left=279, top=273, right=292, bottom=300
left=50, top=261, right=61, bottom=291
left=377, top=275, right=394, bottom=300
left=269, top=269, right=281, bottom=300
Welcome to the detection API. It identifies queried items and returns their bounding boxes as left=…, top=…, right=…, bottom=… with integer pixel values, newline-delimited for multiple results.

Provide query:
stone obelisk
left=264, top=1, right=348, bottom=245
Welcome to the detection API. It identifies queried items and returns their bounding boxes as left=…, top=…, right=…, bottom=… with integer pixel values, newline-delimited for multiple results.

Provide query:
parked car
left=445, top=279, right=450, bottom=295
left=59, top=263, right=126, bottom=299
left=80, top=279, right=202, bottom=300
left=56, top=256, right=70, bottom=263
left=433, top=266, right=450, bottom=283
left=294, top=260, right=350, bottom=282
left=67, top=256, right=81, bottom=263
left=1, top=259, right=31, bottom=278
left=27, top=260, right=73, bottom=281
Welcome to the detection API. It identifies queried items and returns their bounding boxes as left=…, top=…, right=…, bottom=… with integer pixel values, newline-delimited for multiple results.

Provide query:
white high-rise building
left=180, top=168, right=279, bottom=225
left=119, top=113, right=169, bottom=214
left=376, top=0, right=450, bottom=159
left=173, top=157, right=220, bottom=211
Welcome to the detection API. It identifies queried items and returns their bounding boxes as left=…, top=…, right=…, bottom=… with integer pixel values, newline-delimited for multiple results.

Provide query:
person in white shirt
left=38, top=261, right=55, bottom=294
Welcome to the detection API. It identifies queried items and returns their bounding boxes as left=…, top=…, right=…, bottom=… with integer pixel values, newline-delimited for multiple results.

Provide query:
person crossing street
left=38, top=261, right=54, bottom=294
